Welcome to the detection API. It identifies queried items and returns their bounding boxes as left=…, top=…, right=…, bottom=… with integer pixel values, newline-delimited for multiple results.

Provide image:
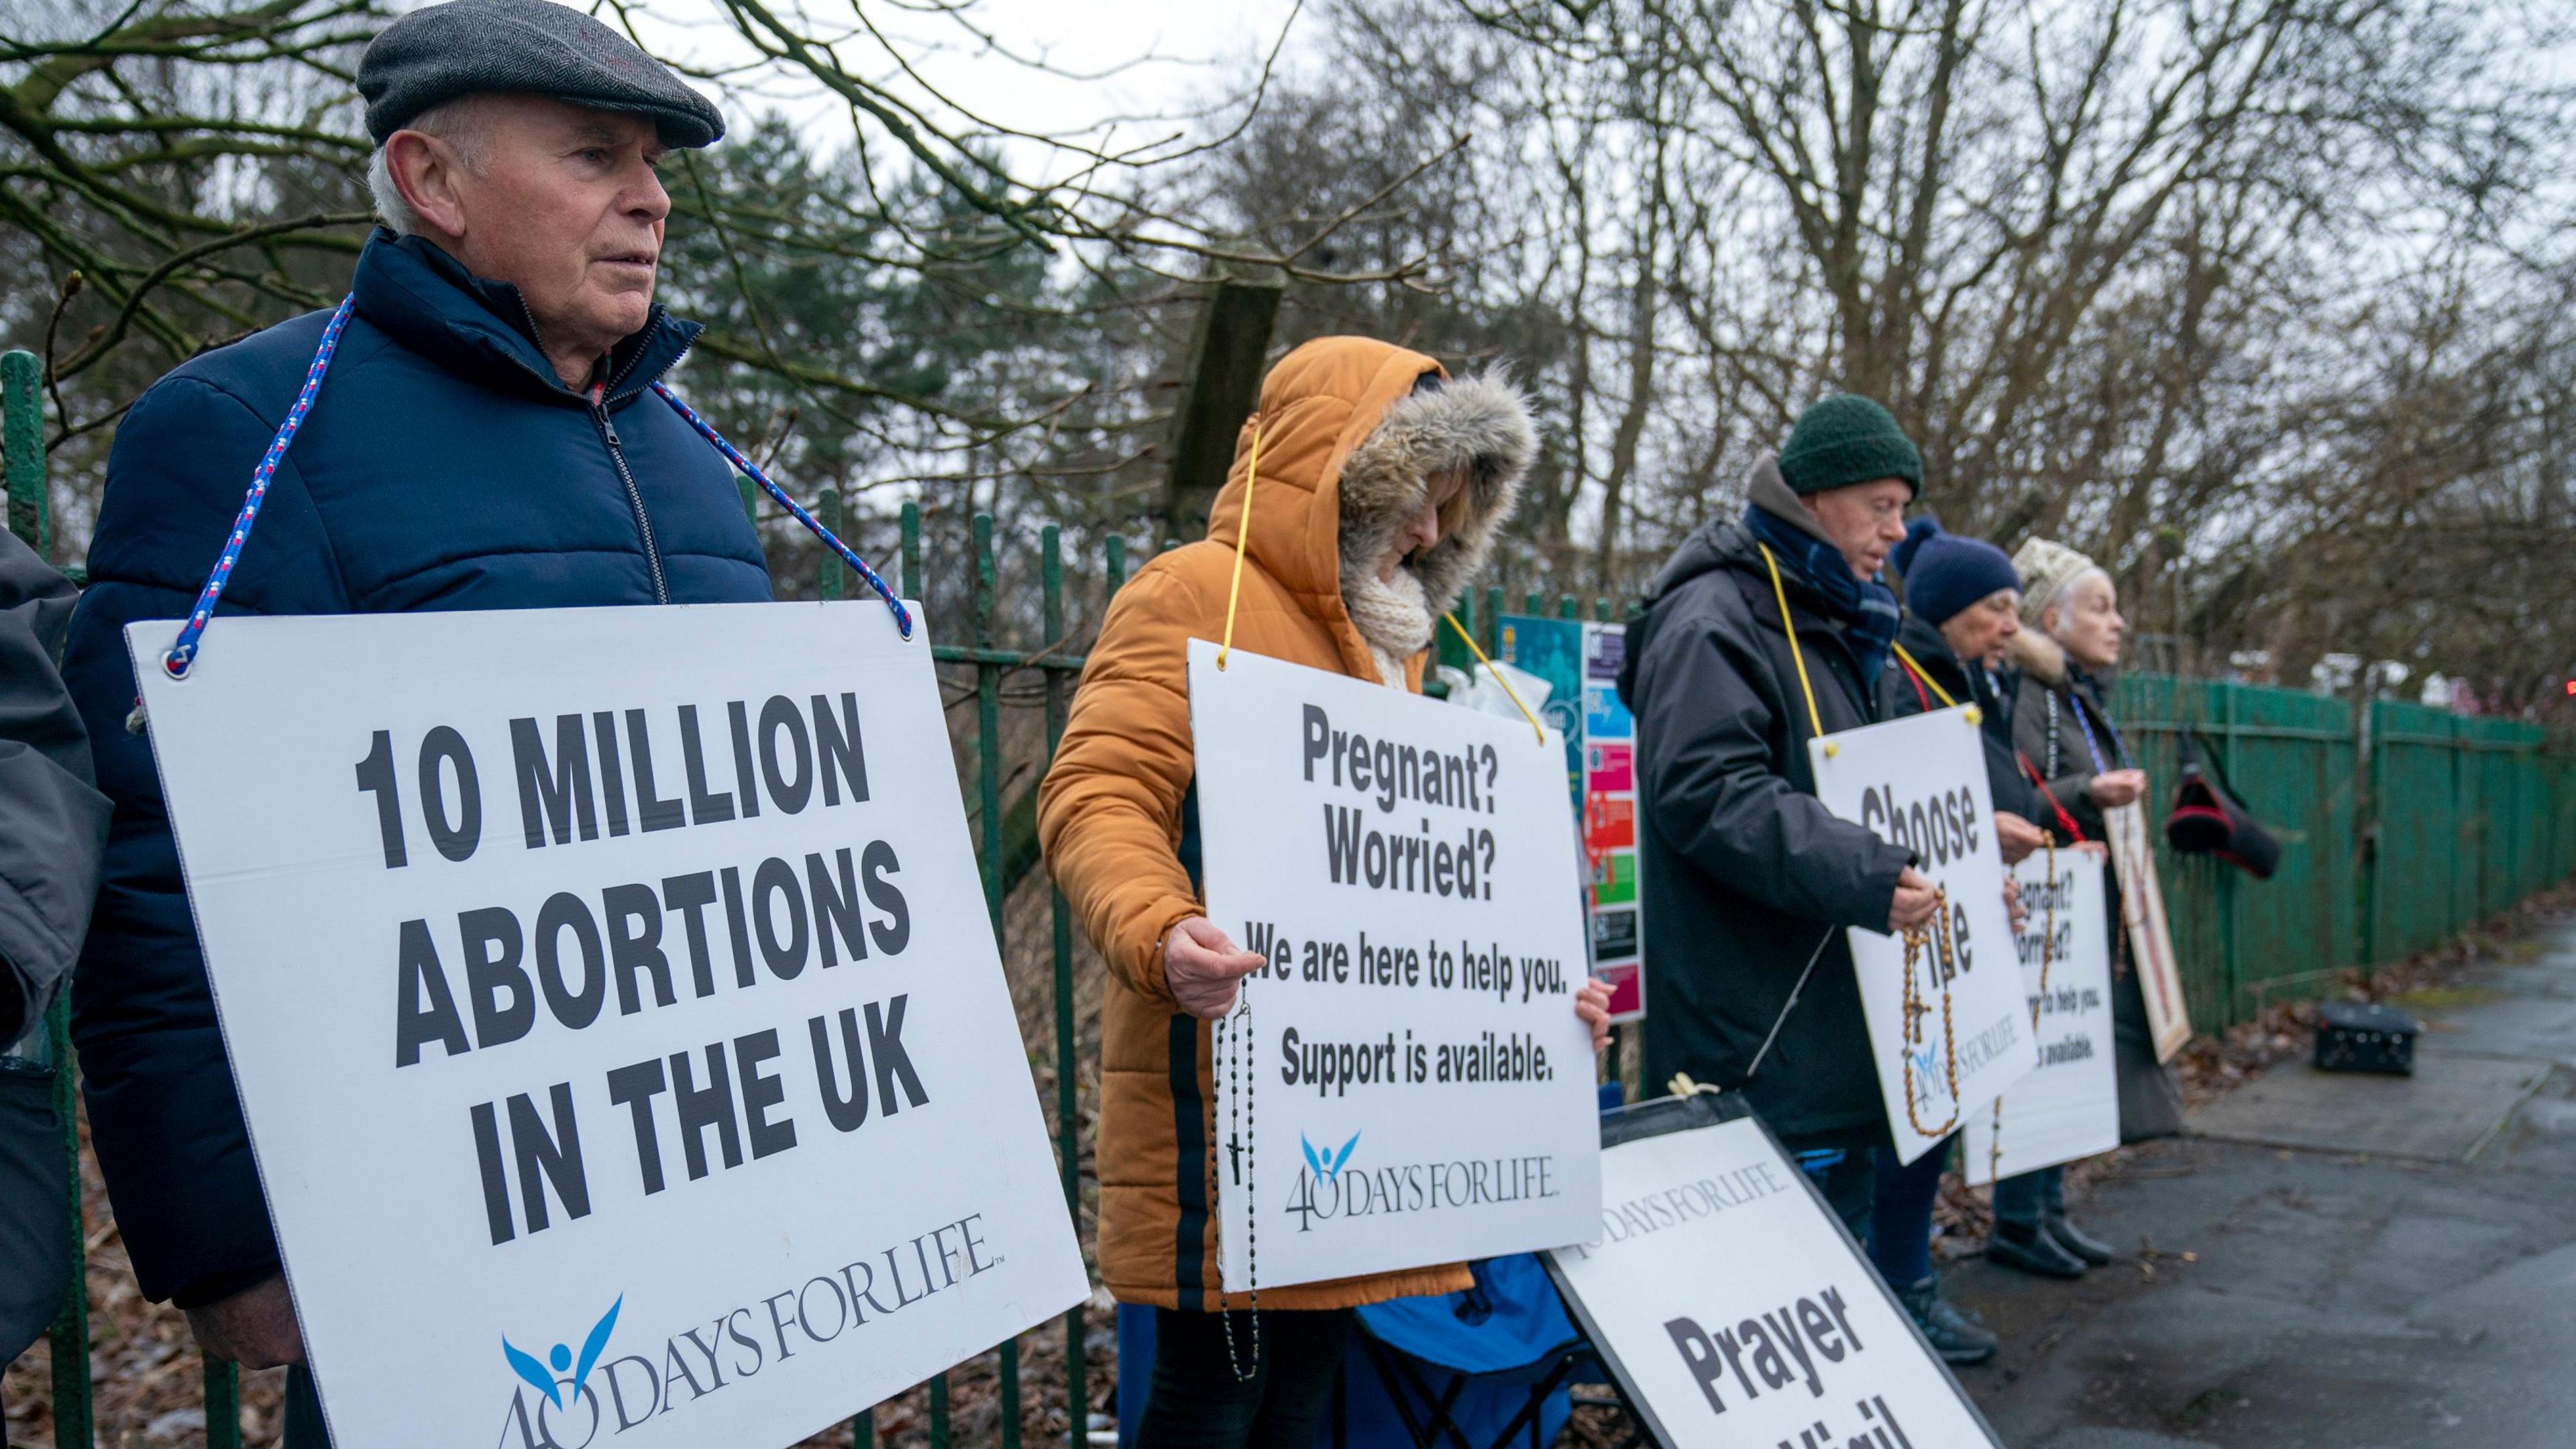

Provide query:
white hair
left=367, top=96, right=493, bottom=237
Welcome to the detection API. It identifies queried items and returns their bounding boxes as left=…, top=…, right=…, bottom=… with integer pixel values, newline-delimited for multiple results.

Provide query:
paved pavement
left=1951, top=914, right=2576, bottom=1448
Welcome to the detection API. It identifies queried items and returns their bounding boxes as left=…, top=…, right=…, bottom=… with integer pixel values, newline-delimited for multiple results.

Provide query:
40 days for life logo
left=1281, top=1128, right=1559, bottom=1230
left=498, top=1298, right=623, bottom=1448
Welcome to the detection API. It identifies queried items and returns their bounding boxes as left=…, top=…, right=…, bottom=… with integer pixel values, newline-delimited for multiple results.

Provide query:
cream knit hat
left=2012, top=537, right=2105, bottom=629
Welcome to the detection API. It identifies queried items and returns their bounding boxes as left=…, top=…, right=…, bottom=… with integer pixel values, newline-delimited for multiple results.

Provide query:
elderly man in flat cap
left=60, top=3, right=764, bottom=1439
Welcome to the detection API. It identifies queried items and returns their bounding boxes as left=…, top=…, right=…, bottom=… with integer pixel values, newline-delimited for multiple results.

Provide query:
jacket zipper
left=521, top=296, right=671, bottom=604
left=590, top=384, right=670, bottom=605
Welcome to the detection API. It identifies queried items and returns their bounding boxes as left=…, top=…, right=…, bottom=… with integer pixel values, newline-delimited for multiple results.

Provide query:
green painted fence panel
left=2114, top=677, right=2359, bottom=1026
left=2367, top=700, right=2563, bottom=971
left=2369, top=700, right=2465, bottom=963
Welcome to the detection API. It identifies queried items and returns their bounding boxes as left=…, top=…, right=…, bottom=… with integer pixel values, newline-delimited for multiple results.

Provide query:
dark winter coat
left=60, top=229, right=771, bottom=1309
left=1881, top=612, right=2046, bottom=828
left=2004, top=629, right=2124, bottom=843
left=1, top=527, right=107, bottom=1362
left=1, top=530, right=109, bottom=1049
left=1616, top=500, right=1912, bottom=1144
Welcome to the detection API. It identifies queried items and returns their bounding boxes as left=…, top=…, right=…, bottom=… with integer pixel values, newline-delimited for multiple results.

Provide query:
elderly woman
left=1038, top=338, right=1612, bottom=1448
left=1994, top=539, right=2184, bottom=1279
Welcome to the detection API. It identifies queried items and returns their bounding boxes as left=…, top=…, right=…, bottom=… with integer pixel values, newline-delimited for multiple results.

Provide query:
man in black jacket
left=0, top=525, right=112, bottom=1429
left=1617, top=394, right=1939, bottom=1237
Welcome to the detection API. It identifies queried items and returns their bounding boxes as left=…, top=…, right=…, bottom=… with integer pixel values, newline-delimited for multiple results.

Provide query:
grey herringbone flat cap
left=359, top=0, right=724, bottom=148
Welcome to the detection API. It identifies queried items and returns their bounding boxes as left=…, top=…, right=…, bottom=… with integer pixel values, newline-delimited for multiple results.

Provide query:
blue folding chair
left=1328, top=1252, right=1587, bottom=1449
left=1113, top=1262, right=1605, bottom=1449
left=1323, top=1083, right=1641, bottom=1449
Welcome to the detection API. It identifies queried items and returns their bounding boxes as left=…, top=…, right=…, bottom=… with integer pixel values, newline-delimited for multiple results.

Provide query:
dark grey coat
left=0, top=530, right=107, bottom=1049
left=2005, top=628, right=2121, bottom=842
left=1617, top=513, right=1911, bottom=1144
left=0, top=527, right=107, bottom=1364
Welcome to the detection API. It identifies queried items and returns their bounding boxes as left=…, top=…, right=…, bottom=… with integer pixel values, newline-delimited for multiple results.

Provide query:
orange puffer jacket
left=1038, top=335, right=1531, bottom=1310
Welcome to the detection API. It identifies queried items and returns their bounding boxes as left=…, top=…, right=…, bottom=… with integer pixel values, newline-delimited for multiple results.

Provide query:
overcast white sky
left=623, top=0, right=1313, bottom=177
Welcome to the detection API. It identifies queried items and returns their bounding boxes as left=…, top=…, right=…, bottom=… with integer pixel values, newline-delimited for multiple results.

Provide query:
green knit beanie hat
left=1778, top=394, right=1923, bottom=498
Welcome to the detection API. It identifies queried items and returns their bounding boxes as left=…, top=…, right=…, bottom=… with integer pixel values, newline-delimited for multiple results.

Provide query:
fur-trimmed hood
left=1203, top=336, right=1532, bottom=685
left=2004, top=626, right=2069, bottom=689
left=1335, top=370, right=1535, bottom=614
left=2006, top=625, right=2120, bottom=696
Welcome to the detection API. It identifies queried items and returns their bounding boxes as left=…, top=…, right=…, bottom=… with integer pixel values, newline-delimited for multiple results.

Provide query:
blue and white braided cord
left=158, top=294, right=915, bottom=684
left=651, top=382, right=912, bottom=639
left=162, top=293, right=356, bottom=678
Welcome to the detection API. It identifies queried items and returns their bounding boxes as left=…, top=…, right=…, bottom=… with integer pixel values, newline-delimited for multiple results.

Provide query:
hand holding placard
left=2088, top=768, right=2148, bottom=808
left=1573, top=977, right=1613, bottom=1053
left=1888, top=865, right=1938, bottom=932
left=1164, top=917, right=1267, bottom=1020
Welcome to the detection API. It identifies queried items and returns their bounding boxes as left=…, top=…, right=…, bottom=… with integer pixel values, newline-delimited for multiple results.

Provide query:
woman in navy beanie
left=1862, top=518, right=2055, bottom=1363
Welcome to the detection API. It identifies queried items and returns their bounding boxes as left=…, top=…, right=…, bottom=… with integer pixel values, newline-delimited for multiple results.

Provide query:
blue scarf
left=1745, top=503, right=1903, bottom=686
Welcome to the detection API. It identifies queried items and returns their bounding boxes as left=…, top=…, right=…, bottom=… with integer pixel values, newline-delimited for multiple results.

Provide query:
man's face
left=1799, top=478, right=1914, bottom=580
left=409, top=96, right=671, bottom=376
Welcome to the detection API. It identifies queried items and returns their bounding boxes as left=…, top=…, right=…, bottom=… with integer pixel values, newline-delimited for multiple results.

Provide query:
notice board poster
left=1547, top=1094, right=2001, bottom=1449
left=1188, top=640, right=1601, bottom=1293
left=1962, top=849, right=2120, bottom=1186
left=131, top=602, right=1087, bottom=1449
left=1499, top=614, right=1644, bottom=1022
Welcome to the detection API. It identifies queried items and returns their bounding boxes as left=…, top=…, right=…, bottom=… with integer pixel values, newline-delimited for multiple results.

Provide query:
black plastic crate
left=2313, top=1001, right=2420, bottom=1076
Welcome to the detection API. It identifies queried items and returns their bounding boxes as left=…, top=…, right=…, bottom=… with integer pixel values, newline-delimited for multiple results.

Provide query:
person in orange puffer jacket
left=1038, top=335, right=1612, bottom=1446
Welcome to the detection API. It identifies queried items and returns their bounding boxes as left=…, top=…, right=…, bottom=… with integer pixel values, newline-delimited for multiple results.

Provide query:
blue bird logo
left=1300, top=1131, right=1361, bottom=1185
left=503, top=1296, right=622, bottom=1409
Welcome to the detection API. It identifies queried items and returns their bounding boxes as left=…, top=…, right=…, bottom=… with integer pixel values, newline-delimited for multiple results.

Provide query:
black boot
left=1986, top=1220, right=2087, bottom=1279
left=1895, top=1275, right=1998, bottom=1365
left=2045, top=1212, right=2116, bottom=1266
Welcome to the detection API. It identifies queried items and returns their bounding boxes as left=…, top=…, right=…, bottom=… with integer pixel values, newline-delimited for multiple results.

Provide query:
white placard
left=1546, top=1102, right=2001, bottom=1448
left=1187, top=640, right=1601, bottom=1292
left=2104, top=802, right=2192, bottom=1060
left=1808, top=707, right=2037, bottom=1164
left=1962, top=850, right=2120, bottom=1185
left=131, top=603, right=1087, bottom=1449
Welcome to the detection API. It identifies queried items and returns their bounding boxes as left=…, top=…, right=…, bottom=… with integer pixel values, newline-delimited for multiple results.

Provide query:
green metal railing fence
left=2108, top=678, right=2364, bottom=1029
left=8, top=343, right=2576, bottom=1446
left=2102, top=678, right=2576, bottom=1027
left=2366, top=702, right=2573, bottom=966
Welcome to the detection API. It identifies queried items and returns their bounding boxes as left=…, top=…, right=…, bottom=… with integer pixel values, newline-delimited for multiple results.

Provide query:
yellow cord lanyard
left=1441, top=612, right=1546, bottom=744
left=1758, top=543, right=1832, bottom=753
left=1214, top=422, right=1264, bottom=672
left=1892, top=643, right=1957, bottom=708
left=1766, top=545, right=1980, bottom=1134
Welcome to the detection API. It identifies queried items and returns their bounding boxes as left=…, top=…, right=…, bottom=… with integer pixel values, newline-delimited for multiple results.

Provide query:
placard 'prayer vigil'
left=1546, top=1098, right=2002, bottom=1449
left=1187, top=640, right=1601, bottom=1292
left=131, top=602, right=1087, bottom=1449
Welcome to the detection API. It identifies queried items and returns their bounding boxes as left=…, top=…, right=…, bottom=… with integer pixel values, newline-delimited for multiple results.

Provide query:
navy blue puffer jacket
left=61, top=231, right=772, bottom=1307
